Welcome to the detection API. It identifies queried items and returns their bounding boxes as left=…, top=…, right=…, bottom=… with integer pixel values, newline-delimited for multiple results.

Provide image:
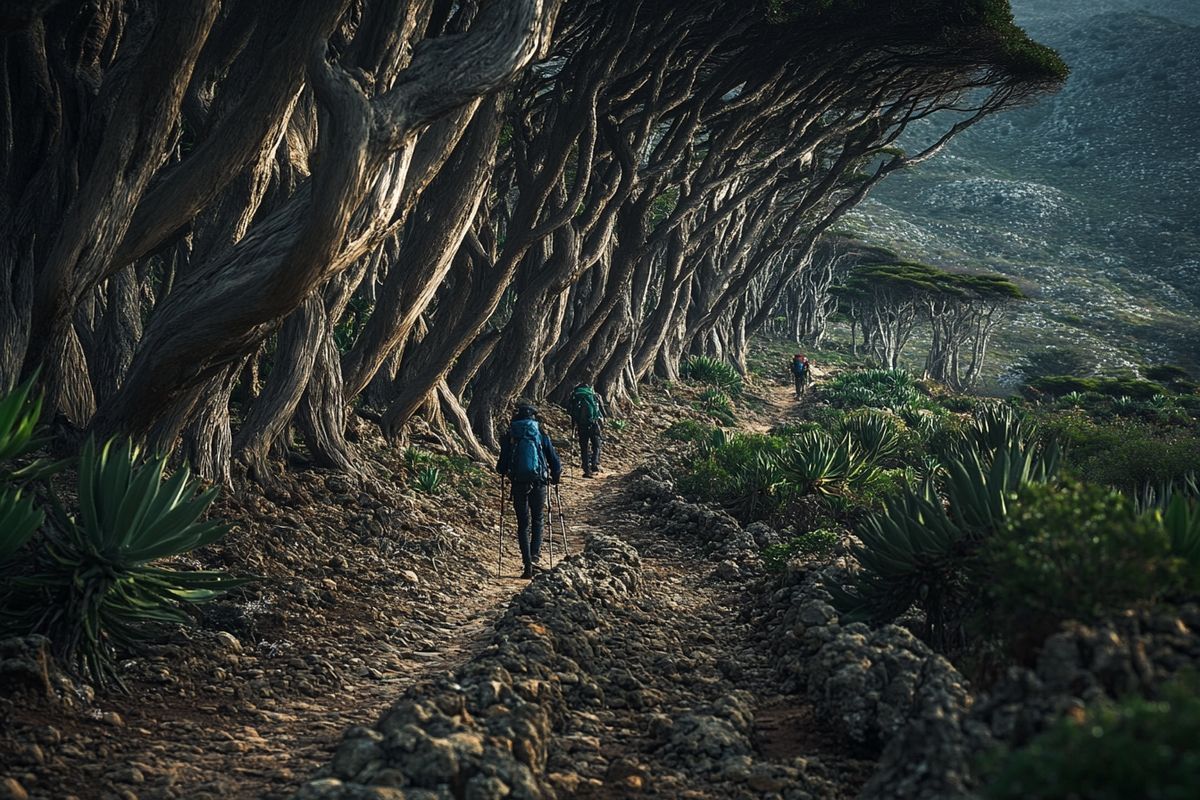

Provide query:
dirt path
left=3, top=381, right=849, bottom=800
left=1, top=419, right=640, bottom=800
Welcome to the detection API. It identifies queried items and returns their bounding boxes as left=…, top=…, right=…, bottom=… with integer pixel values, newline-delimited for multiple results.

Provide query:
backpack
left=569, top=386, right=602, bottom=428
left=507, top=418, right=546, bottom=483
left=793, top=358, right=806, bottom=376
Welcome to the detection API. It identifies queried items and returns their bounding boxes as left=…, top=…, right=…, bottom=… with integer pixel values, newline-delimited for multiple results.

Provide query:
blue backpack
left=507, top=418, right=546, bottom=483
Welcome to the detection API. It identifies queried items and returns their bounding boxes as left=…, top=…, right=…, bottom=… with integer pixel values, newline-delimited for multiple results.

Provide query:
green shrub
left=1030, top=374, right=1165, bottom=400
left=982, top=674, right=1200, bottom=800
left=1144, top=364, right=1193, bottom=385
left=664, top=419, right=715, bottom=442
left=762, top=529, right=840, bottom=571
left=608, top=419, right=628, bottom=433
left=681, top=355, right=744, bottom=396
left=769, top=421, right=823, bottom=438
left=2, top=439, right=242, bottom=687
left=1040, top=412, right=1200, bottom=491
left=852, top=467, right=916, bottom=507
left=938, top=394, right=980, bottom=413
left=675, top=432, right=794, bottom=523
left=975, top=481, right=1181, bottom=651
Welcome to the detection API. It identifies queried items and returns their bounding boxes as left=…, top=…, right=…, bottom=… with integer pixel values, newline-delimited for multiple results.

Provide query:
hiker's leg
left=529, top=483, right=546, bottom=562
left=511, top=483, right=532, bottom=566
left=589, top=425, right=602, bottom=470
left=794, top=373, right=801, bottom=396
left=576, top=427, right=589, bottom=472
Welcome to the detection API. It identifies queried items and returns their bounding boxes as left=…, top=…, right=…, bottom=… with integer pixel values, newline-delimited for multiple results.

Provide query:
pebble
left=0, top=778, right=29, bottom=800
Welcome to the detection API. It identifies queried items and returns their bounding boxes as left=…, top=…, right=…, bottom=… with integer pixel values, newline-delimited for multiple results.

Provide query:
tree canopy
left=1, top=0, right=1065, bottom=481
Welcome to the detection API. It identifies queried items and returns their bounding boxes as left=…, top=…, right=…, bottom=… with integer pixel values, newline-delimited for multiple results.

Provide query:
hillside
left=850, top=0, right=1200, bottom=385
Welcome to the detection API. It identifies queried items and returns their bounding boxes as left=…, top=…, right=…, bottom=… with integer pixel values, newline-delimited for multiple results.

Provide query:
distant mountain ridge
left=848, top=0, right=1200, bottom=384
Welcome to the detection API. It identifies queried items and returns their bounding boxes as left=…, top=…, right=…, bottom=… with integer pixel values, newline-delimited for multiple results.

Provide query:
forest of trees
left=2, top=0, right=1067, bottom=484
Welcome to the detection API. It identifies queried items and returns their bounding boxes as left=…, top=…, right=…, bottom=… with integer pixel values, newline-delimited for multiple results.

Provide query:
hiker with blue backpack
left=496, top=402, right=563, bottom=579
left=568, top=383, right=606, bottom=478
left=791, top=354, right=811, bottom=398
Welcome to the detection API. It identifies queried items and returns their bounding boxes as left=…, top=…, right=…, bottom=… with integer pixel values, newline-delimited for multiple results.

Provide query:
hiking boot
left=590, top=464, right=601, bottom=474
left=583, top=471, right=594, bottom=479
left=520, top=563, right=534, bottom=579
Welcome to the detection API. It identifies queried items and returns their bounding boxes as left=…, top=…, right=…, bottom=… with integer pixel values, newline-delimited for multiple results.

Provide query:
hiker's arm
left=543, top=434, right=562, bottom=482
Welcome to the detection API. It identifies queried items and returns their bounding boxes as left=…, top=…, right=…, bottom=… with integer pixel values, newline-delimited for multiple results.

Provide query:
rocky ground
left=9, top=368, right=1196, bottom=800
left=6, top=379, right=834, bottom=800
left=0, top=393, right=653, bottom=800
left=289, top=462, right=874, bottom=800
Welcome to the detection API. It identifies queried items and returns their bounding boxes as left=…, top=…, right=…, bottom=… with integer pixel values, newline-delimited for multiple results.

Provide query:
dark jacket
left=496, top=417, right=563, bottom=484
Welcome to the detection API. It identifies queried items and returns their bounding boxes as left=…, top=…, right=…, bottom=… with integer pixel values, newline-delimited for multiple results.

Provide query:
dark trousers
left=510, top=482, right=546, bottom=566
left=577, top=423, right=602, bottom=471
left=793, top=371, right=806, bottom=396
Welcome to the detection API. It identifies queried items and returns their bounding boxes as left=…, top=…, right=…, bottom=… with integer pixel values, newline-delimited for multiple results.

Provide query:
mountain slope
left=849, top=1, right=1200, bottom=385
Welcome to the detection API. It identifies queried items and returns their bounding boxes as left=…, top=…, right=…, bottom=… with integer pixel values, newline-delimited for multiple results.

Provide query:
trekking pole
left=553, top=484, right=571, bottom=555
left=546, top=487, right=555, bottom=570
left=497, top=476, right=505, bottom=579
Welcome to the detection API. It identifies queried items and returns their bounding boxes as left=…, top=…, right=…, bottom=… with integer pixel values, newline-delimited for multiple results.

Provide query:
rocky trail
left=2, top=378, right=874, bottom=800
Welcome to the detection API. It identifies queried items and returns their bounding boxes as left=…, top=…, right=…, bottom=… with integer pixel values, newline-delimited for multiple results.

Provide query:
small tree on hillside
left=925, top=273, right=1025, bottom=389
left=835, top=262, right=950, bottom=370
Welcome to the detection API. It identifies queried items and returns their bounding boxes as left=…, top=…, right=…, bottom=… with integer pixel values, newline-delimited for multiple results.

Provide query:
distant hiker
left=791, top=353, right=810, bottom=398
left=568, top=382, right=606, bottom=477
left=496, top=402, right=562, bottom=579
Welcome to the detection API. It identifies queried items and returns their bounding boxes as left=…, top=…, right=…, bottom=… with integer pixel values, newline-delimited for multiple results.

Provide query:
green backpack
left=569, top=386, right=602, bottom=428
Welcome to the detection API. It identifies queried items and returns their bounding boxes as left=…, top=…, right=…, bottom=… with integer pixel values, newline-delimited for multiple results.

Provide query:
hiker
left=791, top=353, right=809, bottom=398
left=568, top=382, right=606, bottom=477
left=496, top=402, right=562, bottom=579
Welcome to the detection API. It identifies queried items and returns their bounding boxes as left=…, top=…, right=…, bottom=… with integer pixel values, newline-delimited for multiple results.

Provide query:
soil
left=0, top=375, right=863, bottom=800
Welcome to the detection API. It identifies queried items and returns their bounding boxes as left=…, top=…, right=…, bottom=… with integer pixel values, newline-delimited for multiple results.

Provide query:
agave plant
left=778, top=431, right=874, bottom=496
left=1110, top=395, right=1142, bottom=416
left=0, top=488, right=43, bottom=561
left=402, top=446, right=431, bottom=476
left=1057, top=391, right=1086, bottom=408
left=824, top=369, right=922, bottom=410
left=413, top=466, right=443, bottom=495
left=898, top=406, right=940, bottom=439
left=937, top=403, right=1037, bottom=467
left=0, top=377, right=69, bottom=563
left=695, top=388, right=737, bottom=426
left=1134, top=472, right=1200, bottom=514
left=0, top=374, right=69, bottom=481
left=681, top=355, right=743, bottom=396
left=832, top=428, right=1060, bottom=651
left=6, top=438, right=243, bottom=687
left=696, top=425, right=734, bottom=459
left=841, top=411, right=900, bottom=465
left=1160, top=495, right=1200, bottom=582
left=727, top=450, right=783, bottom=521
